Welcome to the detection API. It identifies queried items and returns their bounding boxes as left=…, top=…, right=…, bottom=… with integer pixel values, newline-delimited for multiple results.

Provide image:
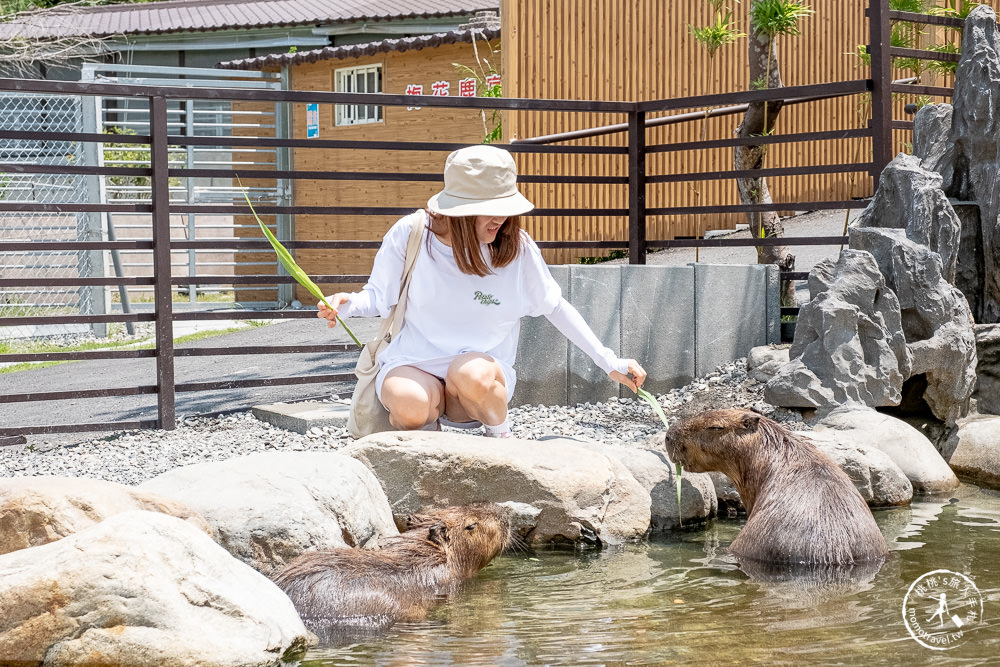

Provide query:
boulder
left=802, top=432, right=913, bottom=508
left=853, top=152, right=962, bottom=282
left=0, top=511, right=312, bottom=666
left=850, top=226, right=977, bottom=424
left=564, top=438, right=717, bottom=531
left=949, top=5, right=1000, bottom=323
left=811, top=407, right=960, bottom=494
left=343, top=431, right=651, bottom=546
left=764, top=250, right=909, bottom=410
left=140, top=451, right=397, bottom=576
left=913, top=102, right=954, bottom=182
left=0, top=475, right=209, bottom=556
left=746, top=344, right=790, bottom=383
left=949, top=415, right=1000, bottom=489
left=974, top=323, right=1000, bottom=415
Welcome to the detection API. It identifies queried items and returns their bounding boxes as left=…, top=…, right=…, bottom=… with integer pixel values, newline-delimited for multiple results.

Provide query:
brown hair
left=427, top=210, right=523, bottom=277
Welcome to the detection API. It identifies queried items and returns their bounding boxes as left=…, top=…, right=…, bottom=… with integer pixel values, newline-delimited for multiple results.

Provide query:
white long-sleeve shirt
left=338, top=210, right=629, bottom=396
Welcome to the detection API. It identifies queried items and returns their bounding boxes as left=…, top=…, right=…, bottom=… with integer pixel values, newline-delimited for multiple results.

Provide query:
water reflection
left=302, top=483, right=1000, bottom=666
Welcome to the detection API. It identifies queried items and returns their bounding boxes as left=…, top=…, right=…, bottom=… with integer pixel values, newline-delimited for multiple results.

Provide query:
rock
left=344, top=431, right=651, bottom=546
left=913, top=103, right=954, bottom=183
left=0, top=511, right=313, bottom=666
left=140, top=451, right=397, bottom=576
left=950, top=5, right=1000, bottom=323
left=746, top=344, right=790, bottom=383
left=0, top=475, right=209, bottom=556
left=764, top=250, right=909, bottom=410
left=811, top=407, right=960, bottom=494
left=974, top=323, right=1000, bottom=415
left=850, top=226, right=977, bottom=424
left=802, top=432, right=913, bottom=508
left=709, top=472, right=744, bottom=518
left=949, top=415, right=1000, bottom=489
left=565, top=439, right=717, bottom=531
left=853, top=152, right=962, bottom=282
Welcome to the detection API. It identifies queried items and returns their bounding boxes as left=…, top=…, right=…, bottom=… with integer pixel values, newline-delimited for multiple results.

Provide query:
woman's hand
left=317, top=293, right=351, bottom=328
left=609, top=359, right=647, bottom=393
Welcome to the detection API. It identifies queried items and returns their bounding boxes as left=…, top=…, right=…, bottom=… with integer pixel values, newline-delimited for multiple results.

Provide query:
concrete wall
left=513, top=263, right=780, bottom=406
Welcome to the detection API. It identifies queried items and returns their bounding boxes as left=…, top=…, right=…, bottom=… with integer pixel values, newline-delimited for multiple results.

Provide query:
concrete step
left=251, top=399, right=351, bottom=434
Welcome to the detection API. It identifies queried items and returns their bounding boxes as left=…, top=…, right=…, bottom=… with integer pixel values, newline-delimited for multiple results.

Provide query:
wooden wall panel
left=501, top=0, right=993, bottom=261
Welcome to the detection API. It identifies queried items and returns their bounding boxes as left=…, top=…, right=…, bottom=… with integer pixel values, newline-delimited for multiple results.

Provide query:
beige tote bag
left=347, top=217, right=425, bottom=438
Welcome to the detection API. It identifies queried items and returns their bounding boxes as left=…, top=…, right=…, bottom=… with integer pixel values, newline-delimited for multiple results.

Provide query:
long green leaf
left=637, top=386, right=683, bottom=527
left=238, top=180, right=362, bottom=348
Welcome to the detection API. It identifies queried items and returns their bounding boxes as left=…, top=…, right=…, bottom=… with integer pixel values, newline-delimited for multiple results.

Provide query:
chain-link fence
left=0, top=93, right=91, bottom=340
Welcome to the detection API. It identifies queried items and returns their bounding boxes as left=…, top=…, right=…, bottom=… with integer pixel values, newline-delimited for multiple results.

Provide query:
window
left=334, top=64, right=383, bottom=126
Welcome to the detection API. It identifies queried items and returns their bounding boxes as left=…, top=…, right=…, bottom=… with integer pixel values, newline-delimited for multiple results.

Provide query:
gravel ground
left=0, top=356, right=813, bottom=486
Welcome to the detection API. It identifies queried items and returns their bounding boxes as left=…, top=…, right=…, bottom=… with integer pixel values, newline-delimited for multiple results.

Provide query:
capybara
left=273, top=503, right=514, bottom=636
left=664, top=409, right=889, bottom=566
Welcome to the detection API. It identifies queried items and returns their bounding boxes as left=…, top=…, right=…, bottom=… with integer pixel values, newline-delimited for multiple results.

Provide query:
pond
left=301, top=483, right=999, bottom=666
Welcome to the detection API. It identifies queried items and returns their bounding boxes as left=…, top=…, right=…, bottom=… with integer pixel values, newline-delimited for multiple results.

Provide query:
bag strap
left=365, top=214, right=425, bottom=361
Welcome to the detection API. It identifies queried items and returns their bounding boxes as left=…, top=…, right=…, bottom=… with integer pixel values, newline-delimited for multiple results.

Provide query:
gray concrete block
left=621, top=265, right=695, bottom=395
left=765, top=263, right=781, bottom=345
left=512, top=266, right=570, bottom=407
left=695, top=264, right=768, bottom=376
left=568, top=264, right=622, bottom=404
left=251, top=400, right=350, bottom=434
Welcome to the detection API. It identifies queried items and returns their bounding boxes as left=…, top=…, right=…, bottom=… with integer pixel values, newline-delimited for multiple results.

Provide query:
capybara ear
left=428, top=523, right=449, bottom=546
left=741, top=412, right=761, bottom=431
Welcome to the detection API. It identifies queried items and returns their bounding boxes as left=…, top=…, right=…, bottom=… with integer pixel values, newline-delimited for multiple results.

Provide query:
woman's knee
left=381, top=369, right=443, bottom=429
left=446, top=354, right=504, bottom=400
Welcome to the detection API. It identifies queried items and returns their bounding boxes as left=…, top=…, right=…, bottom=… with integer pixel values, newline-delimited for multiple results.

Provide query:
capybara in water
left=664, top=409, right=889, bottom=566
left=273, top=503, right=514, bottom=636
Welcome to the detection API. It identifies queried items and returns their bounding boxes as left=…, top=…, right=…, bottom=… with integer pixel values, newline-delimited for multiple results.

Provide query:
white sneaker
left=439, top=417, right=483, bottom=430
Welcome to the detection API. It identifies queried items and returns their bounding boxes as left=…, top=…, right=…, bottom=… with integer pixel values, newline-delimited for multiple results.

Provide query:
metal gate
left=0, top=64, right=286, bottom=340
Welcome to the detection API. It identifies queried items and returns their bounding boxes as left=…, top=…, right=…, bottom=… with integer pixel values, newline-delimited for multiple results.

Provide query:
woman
left=319, top=145, right=646, bottom=438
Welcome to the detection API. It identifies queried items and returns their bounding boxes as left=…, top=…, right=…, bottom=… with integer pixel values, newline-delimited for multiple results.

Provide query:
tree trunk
left=735, top=12, right=796, bottom=307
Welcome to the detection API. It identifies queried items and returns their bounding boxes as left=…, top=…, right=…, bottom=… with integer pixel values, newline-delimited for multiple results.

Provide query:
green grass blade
left=636, top=387, right=669, bottom=427
left=637, top=386, right=682, bottom=526
left=238, top=179, right=363, bottom=348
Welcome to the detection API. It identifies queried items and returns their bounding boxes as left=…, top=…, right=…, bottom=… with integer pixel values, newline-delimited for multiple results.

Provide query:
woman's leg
left=443, top=352, right=508, bottom=427
left=381, top=365, right=446, bottom=430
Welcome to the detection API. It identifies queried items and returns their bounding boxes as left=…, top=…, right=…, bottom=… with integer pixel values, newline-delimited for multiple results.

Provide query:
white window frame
left=334, top=64, right=383, bottom=127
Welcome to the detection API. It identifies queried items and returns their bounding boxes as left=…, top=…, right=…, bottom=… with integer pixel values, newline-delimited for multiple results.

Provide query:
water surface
left=302, top=483, right=1000, bottom=666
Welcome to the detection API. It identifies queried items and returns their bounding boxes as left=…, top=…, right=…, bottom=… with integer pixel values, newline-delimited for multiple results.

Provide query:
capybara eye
left=706, top=426, right=724, bottom=431
left=465, top=523, right=478, bottom=531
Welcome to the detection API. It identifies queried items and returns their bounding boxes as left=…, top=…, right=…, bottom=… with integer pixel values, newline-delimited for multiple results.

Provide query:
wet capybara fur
left=273, top=503, right=514, bottom=634
left=664, top=409, right=889, bottom=566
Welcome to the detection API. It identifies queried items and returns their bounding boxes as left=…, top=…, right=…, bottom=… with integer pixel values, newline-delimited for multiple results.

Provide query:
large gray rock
left=0, top=511, right=312, bottom=666
left=140, top=451, right=397, bottom=576
left=0, top=475, right=209, bottom=556
left=746, top=344, right=790, bottom=383
left=850, top=226, right=977, bottom=423
left=949, top=415, right=1000, bottom=489
left=565, top=439, right=717, bottom=531
left=974, top=323, right=1000, bottom=415
left=949, top=5, right=1000, bottom=323
left=764, top=250, right=908, bottom=410
left=913, top=102, right=954, bottom=182
left=811, top=407, right=960, bottom=494
left=343, top=431, right=651, bottom=546
left=854, top=153, right=962, bottom=282
left=803, top=433, right=913, bottom=508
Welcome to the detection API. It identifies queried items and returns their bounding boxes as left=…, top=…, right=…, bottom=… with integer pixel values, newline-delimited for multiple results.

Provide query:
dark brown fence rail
left=0, top=1, right=965, bottom=437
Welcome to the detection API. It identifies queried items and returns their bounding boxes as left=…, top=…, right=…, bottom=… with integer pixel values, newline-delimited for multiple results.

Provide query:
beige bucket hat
left=426, top=145, right=534, bottom=217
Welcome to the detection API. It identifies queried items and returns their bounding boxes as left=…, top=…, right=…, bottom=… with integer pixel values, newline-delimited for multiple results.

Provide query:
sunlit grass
left=0, top=321, right=268, bottom=374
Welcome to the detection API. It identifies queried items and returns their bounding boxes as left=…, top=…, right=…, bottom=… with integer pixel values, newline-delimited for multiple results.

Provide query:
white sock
left=483, top=418, right=511, bottom=437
